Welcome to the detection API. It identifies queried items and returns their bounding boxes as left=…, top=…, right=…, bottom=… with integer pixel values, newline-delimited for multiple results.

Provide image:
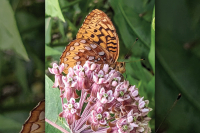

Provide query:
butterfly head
left=112, top=62, right=126, bottom=74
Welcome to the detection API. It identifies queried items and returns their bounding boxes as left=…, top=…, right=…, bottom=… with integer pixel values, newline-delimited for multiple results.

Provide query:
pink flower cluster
left=49, top=61, right=152, bottom=133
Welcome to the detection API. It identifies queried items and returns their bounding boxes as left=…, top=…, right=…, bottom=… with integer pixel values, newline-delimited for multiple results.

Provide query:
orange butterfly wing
left=76, top=9, right=119, bottom=62
left=60, top=39, right=113, bottom=74
left=20, top=100, right=45, bottom=133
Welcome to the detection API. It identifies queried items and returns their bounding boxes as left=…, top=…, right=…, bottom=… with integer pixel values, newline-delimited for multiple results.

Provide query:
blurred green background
left=0, top=0, right=44, bottom=133
left=156, top=0, right=200, bottom=132
left=45, top=0, right=155, bottom=132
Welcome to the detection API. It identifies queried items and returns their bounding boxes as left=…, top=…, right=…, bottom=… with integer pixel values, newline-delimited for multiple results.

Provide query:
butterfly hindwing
left=60, top=39, right=113, bottom=74
left=20, top=100, right=45, bottom=133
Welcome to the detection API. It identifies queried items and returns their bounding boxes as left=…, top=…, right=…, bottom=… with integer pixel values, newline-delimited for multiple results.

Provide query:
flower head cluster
left=49, top=61, right=152, bottom=133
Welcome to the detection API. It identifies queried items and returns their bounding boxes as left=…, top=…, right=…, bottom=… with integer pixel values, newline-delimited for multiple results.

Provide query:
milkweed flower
left=49, top=61, right=152, bottom=133
left=48, top=63, right=64, bottom=88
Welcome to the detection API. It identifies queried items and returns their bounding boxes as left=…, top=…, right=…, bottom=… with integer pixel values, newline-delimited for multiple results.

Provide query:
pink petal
left=129, top=85, right=135, bottom=92
left=100, top=87, right=105, bottom=94
left=98, top=70, right=104, bottom=75
left=74, top=103, right=79, bottom=109
left=91, top=63, right=96, bottom=70
left=130, top=123, right=138, bottom=127
left=127, top=116, right=133, bottom=123
left=137, top=127, right=144, bottom=132
left=99, top=119, right=107, bottom=125
left=97, top=92, right=101, bottom=100
left=124, top=94, right=130, bottom=100
left=96, top=107, right=103, bottom=113
left=131, top=90, right=138, bottom=97
left=59, top=63, right=64, bottom=73
left=139, top=101, right=145, bottom=108
left=112, top=81, right=117, bottom=86
left=48, top=68, right=53, bottom=74
left=103, top=64, right=109, bottom=73
left=114, top=91, right=119, bottom=98
left=109, top=70, right=115, bottom=75
left=103, top=112, right=109, bottom=118
left=91, top=115, right=98, bottom=124
left=52, top=82, right=58, bottom=88
left=117, top=97, right=124, bottom=102
left=139, top=97, right=144, bottom=103
left=70, top=98, right=75, bottom=104
left=93, top=74, right=98, bottom=83
left=91, top=110, right=97, bottom=117
left=107, top=90, right=113, bottom=96
left=71, top=108, right=76, bottom=114
left=101, top=98, right=107, bottom=103
left=124, top=81, right=129, bottom=88
left=141, top=108, right=149, bottom=113
left=83, top=61, right=90, bottom=68
left=107, top=97, right=114, bottom=103
left=79, top=71, right=85, bottom=77
left=99, top=78, right=105, bottom=84
left=71, top=81, right=77, bottom=87
left=53, top=63, right=58, bottom=68
left=52, top=68, right=58, bottom=74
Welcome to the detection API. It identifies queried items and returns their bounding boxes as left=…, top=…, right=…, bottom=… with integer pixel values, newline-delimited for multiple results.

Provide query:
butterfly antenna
left=124, top=58, right=145, bottom=63
left=124, top=38, right=138, bottom=59
left=155, top=93, right=182, bottom=133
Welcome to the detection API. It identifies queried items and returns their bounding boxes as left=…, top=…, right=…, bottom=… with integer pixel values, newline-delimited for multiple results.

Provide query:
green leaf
left=0, top=114, right=22, bottom=132
left=110, top=0, right=154, bottom=73
left=45, top=75, right=62, bottom=122
left=45, top=75, right=70, bottom=132
left=156, top=0, right=200, bottom=132
left=148, top=7, right=155, bottom=73
left=0, top=0, right=29, bottom=61
left=15, top=57, right=29, bottom=94
left=45, top=0, right=65, bottom=22
left=110, top=0, right=152, bottom=49
left=45, top=122, right=63, bottom=133
left=45, top=17, right=52, bottom=44
left=45, top=45, right=62, bottom=56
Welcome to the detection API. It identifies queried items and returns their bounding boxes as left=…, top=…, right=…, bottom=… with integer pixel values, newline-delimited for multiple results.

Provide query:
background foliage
left=0, top=0, right=44, bottom=133
left=45, top=0, right=155, bottom=132
left=156, top=0, right=200, bottom=132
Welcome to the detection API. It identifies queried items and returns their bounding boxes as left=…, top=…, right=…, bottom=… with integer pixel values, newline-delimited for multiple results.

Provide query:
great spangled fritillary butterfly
left=20, top=100, right=45, bottom=133
left=60, top=9, right=126, bottom=74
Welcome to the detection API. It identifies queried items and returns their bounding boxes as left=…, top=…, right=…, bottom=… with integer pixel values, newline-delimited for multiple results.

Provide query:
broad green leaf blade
left=45, top=17, right=52, bottom=44
left=45, top=122, right=63, bottom=133
left=0, top=0, right=29, bottom=61
left=45, top=75, right=70, bottom=132
left=156, top=0, right=200, bottom=132
left=45, top=75, right=62, bottom=122
left=45, top=45, right=62, bottom=56
left=45, top=0, right=65, bottom=22
left=15, top=57, right=29, bottom=94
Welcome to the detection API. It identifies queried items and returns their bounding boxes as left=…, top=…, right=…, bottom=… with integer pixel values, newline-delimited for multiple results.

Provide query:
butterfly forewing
left=60, top=39, right=113, bottom=74
left=76, top=9, right=119, bottom=62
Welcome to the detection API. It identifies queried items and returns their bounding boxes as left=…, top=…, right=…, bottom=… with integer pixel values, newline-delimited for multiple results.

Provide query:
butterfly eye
left=120, top=62, right=124, bottom=67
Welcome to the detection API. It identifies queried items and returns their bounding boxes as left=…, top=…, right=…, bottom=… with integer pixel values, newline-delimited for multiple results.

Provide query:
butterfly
left=60, top=9, right=126, bottom=74
left=20, top=100, right=45, bottom=133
